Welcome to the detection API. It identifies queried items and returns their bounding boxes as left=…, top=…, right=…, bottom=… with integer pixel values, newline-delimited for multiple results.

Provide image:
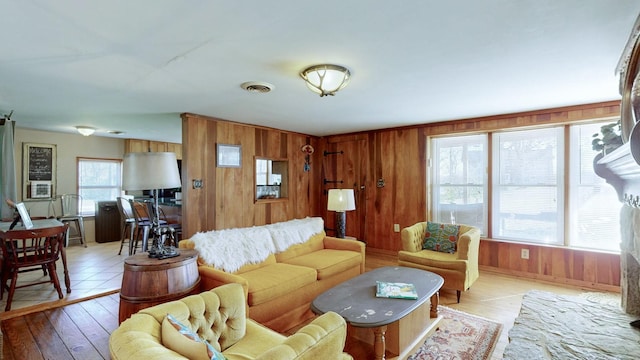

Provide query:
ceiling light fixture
left=300, top=64, right=351, bottom=97
left=76, top=126, right=96, bottom=136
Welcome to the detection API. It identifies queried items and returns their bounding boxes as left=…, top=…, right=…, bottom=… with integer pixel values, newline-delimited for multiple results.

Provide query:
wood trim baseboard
left=366, top=247, right=397, bottom=257
left=0, top=289, right=120, bottom=322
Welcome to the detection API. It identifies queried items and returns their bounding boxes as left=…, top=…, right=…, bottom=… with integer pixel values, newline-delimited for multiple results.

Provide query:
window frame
left=429, top=118, right=621, bottom=253
left=490, top=127, right=565, bottom=245
left=76, top=157, right=123, bottom=216
left=431, top=134, right=488, bottom=235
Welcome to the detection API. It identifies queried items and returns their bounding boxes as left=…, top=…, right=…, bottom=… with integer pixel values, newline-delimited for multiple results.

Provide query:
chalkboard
left=28, top=146, right=53, bottom=181
left=22, top=143, right=56, bottom=200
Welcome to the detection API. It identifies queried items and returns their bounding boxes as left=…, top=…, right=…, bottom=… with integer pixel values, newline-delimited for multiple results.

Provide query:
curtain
left=0, top=120, right=17, bottom=219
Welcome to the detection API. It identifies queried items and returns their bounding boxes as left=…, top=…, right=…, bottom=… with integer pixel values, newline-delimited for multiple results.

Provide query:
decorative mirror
left=255, top=157, right=288, bottom=201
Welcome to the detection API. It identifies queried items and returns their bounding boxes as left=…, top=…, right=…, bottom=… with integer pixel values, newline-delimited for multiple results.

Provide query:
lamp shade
left=122, top=152, right=181, bottom=190
left=327, top=189, right=356, bottom=212
left=300, top=64, right=351, bottom=97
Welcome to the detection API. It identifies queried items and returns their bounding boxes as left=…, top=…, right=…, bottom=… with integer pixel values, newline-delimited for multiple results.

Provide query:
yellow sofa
left=398, top=222, right=480, bottom=303
left=110, top=283, right=352, bottom=360
left=179, top=219, right=365, bottom=333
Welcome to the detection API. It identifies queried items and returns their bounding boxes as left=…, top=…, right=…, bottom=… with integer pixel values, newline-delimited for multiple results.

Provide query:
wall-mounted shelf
left=594, top=142, right=640, bottom=207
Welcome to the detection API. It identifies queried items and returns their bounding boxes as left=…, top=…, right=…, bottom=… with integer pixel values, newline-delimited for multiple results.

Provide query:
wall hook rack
left=323, top=150, right=344, bottom=156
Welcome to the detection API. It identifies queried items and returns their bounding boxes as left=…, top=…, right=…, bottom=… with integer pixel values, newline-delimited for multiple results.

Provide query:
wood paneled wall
left=479, top=240, right=620, bottom=291
left=320, top=130, right=426, bottom=250
left=324, top=101, right=620, bottom=251
left=323, top=101, right=622, bottom=289
left=181, top=101, right=622, bottom=290
left=180, top=113, right=323, bottom=238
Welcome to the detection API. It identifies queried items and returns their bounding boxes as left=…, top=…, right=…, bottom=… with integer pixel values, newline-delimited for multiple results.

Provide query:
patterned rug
left=408, top=306, right=502, bottom=360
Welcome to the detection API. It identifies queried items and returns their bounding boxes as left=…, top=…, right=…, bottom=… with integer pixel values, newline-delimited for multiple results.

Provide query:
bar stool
left=116, top=197, right=136, bottom=255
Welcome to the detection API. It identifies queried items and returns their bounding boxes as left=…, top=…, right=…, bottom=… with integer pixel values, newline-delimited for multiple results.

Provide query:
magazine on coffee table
left=375, top=281, right=418, bottom=300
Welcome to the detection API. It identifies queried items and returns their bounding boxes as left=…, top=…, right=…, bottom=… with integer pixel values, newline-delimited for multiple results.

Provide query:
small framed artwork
left=15, top=202, right=34, bottom=229
left=31, top=181, right=52, bottom=198
left=217, top=144, right=242, bottom=168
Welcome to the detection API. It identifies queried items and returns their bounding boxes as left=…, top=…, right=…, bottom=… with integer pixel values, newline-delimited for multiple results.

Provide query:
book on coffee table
left=375, top=281, right=418, bottom=300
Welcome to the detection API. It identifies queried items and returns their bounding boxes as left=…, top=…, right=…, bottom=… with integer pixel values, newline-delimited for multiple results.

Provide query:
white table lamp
left=327, top=189, right=356, bottom=238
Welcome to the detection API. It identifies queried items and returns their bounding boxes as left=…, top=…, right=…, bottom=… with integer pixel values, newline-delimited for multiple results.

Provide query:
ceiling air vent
left=241, top=81, right=274, bottom=93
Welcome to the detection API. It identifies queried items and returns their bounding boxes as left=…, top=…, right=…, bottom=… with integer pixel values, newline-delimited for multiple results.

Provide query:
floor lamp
left=122, top=152, right=181, bottom=259
left=327, top=189, right=356, bottom=238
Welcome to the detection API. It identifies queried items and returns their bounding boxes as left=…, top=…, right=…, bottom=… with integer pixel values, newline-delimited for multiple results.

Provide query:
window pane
left=492, top=128, right=563, bottom=244
left=569, top=122, right=620, bottom=252
left=495, top=186, right=559, bottom=242
left=78, top=158, right=122, bottom=216
left=432, top=135, right=487, bottom=233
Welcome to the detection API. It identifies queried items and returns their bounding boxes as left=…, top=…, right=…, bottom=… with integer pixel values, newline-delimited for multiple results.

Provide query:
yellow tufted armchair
left=109, top=283, right=352, bottom=360
left=398, top=222, right=481, bottom=303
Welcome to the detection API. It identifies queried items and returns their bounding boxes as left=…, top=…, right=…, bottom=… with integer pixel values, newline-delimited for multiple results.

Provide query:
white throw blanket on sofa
left=190, top=217, right=325, bottom=272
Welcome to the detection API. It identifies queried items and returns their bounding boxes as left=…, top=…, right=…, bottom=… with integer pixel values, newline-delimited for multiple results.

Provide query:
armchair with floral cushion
left=398, top=221, right=481, bottom=303
left=109, top=283, right=352, bottom=360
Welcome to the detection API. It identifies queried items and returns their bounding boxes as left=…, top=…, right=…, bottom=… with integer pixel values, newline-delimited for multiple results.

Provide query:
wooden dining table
left=0, top=218, right=72, bottom=293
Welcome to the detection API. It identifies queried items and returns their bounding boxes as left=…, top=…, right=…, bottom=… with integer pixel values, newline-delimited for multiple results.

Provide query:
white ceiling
left=1, top=1, right=639, bottom=144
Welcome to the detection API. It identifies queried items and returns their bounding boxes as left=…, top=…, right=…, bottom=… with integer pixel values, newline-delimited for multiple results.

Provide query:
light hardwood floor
left=0, top=241, right=127, bottom=320
left=1, top=242, right=621, bottom=359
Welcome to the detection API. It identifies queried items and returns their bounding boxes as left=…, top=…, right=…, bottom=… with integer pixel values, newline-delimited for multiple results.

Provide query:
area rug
left=408, top=306, right=502, bottom=360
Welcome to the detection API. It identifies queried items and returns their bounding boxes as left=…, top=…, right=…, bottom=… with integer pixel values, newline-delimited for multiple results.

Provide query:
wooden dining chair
left=144, top=202, right=181, bottom=247
left=131, top=200, right=169, bottom=253
left=0, top=224, right=68, bottom=311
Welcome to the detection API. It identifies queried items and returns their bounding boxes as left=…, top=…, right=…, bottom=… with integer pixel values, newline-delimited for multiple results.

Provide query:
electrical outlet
left=393, top=224, right=400, bottom=232
left=521, top=249, right=530, bottom=260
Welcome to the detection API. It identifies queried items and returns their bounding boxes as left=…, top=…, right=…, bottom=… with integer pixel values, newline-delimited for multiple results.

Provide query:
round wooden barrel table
left=119, top=249, right=201, bottom=323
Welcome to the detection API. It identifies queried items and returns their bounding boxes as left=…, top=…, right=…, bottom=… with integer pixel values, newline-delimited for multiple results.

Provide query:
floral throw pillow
left=162, top=313, right=226, bottom=360
left=422, top=222, right=460, bottom=254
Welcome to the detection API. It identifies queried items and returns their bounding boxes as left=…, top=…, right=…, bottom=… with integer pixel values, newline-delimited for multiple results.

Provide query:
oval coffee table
left=311, top=266, right=444, bottom=359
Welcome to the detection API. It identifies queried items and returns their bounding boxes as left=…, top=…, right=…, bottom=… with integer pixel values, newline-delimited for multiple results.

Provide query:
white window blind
left=491, top=127, right=564, bottom=244
left=430, top=121, right=620, bottom=252
left=568, top=123, right=620, bottom=251
left=431, top=134, right=487, bottom=234
left=77, top=158, right=122, bottom=216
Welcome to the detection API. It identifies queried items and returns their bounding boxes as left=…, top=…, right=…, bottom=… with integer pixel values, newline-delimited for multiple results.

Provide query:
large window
left=431, top=135, right=487, bottom=234
left=568, top=123, right=620, bottom=252
left=492, top=128, right=564, bottom=244
left=77, top=158, right=122, bottom=216
left=430, top=120, right=620, bottom=252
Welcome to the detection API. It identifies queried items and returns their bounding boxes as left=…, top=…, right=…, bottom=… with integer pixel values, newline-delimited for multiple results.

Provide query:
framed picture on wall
left=22, top=143, right=57, bottom=201
left=216, top=144, right=241, bottom=168
left=31, top=181, right=52, bottom=198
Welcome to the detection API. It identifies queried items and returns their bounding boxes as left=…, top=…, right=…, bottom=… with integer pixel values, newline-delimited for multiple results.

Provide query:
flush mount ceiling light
left=76, top=126, right=96, bottom=136
left=300, top=64, right=351, bottom=97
